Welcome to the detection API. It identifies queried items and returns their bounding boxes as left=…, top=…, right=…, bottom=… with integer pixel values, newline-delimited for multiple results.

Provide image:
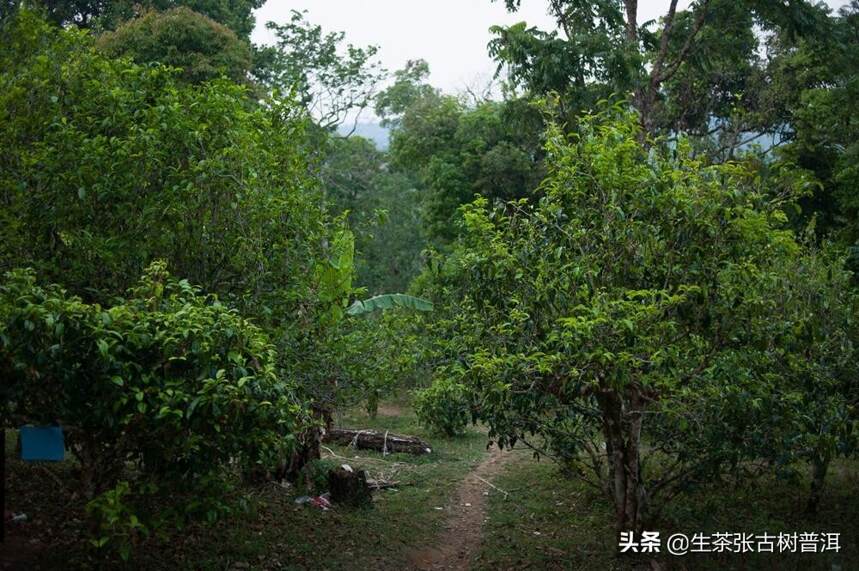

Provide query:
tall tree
left=255, top=9, right=386, bottom=132
left=490, top=0, right=829, bottom=149
left=380, top=63, right=545, bottom=244
left=0, top=10, right=342, bottom=329
left=772, top=1, right=859, bottom=242
left=419, top=110, right=849, bottom=531
left=321, top=135, right=426, bottom=294
left=374, top=59, right=438, bottom=128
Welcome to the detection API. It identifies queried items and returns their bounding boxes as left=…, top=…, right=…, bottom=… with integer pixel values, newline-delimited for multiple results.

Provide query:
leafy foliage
left=0, top=263, right=305, bottom=554
left=321, top=135, right=426, bottom=294
left=6, top=0, right=264, bottom=39
left=374, top=59, right=437, bottom=128
left=0, top=19, right=355, bottom=539
left=96, top=7, right=252, bottom=84
left=255, top=9, right=386, bottom=130
left=328, top=311, right=428, bottom=418
left=385, top=81, right=545, bottom=244
left=490, top=0, right=830, bottom=151
left=420, top=108, right=856, bottom=529
left=347, top=294, right=433, bottom=316
left=686, top=244, right=859, bottom=513
left=414, top=378, right=471, bottom=437
left=2, top=1, right=858, bottom=564
left=0, top=11, right=335, bottom=332
left=773, top=2, right=859, bottom=242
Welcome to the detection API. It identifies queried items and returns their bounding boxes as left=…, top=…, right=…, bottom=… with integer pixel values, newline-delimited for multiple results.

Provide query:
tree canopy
left=382, top=74, right=545, bottom=245
left=5, top=0, right=264, bottom=39
left=96, top=7, right=252, bottom=84
left=254, top=9, right=386, bottom=131
left=419, top=108, right=857, bottom=530
left=490, top=0, right=831, bottom=150
left=0, top=10, right=330, bottom=325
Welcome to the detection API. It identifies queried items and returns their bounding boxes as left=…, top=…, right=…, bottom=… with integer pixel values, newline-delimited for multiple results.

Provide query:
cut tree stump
left=328, top=467, right=372, bottom=506
left=323, top=428, right=432, bottom=455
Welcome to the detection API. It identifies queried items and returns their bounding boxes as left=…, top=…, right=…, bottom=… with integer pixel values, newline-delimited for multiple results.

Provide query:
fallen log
left=323, top=428, right=433, bottom=455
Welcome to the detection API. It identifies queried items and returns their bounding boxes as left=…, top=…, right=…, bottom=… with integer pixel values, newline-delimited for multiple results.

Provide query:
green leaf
left=346, top=293, right=434, bottom=315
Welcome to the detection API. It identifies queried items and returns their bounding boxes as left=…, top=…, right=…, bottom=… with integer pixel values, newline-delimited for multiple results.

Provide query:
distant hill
left=337, top=121, right=390, bottom=149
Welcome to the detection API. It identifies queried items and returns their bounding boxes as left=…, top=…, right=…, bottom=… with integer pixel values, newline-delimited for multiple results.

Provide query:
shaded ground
left=477, top=458, right=859, bottom=571
left=0, top=405, right=493, bottom=570
left=1, top=430, right=89, bottom=570
left=3, top=408, right=857, bottom=570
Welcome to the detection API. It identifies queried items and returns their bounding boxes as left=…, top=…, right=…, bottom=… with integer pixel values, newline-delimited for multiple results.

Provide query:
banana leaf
left=346, top=293, right=434, bottom=316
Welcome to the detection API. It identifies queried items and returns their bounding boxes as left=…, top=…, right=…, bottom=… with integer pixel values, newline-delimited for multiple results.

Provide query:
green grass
left=475, top=459, right=620, bottom=570
left=477, top=456, right=859, bottom=571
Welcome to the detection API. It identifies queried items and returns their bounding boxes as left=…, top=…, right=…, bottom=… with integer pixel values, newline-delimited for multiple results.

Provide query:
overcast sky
left=252, top=0, right=849, bottom=97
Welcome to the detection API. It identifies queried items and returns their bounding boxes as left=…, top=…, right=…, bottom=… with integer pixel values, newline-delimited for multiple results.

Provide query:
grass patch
left=475, top=458, right=619, bottom=570
left=478, top=455, right=859, bottom=570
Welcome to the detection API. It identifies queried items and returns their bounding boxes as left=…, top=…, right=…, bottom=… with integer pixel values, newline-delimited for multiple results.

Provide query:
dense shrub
left=0, top=13, right=354, bottom=448
left=0, top=11, right=330, bottom=328
left=414, top=378, right=471, bottom=437
left=0, top=263, right=306, bottom=555
left=323, top=310, right=427, bottom=418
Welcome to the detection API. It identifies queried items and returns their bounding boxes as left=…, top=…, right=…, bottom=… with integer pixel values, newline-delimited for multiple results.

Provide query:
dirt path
left=408, top=444, right=515, bottom=570
left=376, top=401, right=406, bottom=417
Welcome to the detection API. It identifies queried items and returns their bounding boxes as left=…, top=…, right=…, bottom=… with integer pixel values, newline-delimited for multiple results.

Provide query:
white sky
left=252, top=0, right=849, bottom=96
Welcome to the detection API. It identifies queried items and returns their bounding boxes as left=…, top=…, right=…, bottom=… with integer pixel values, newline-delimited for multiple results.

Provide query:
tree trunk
left=281, top=403, right=332, bottom=482
left=68, top=433, right=118, bottom=500
left=806, top=454, right=830, bottom=515
left=596, top=386, right=647, bottom=532
left=624, top=0, right=638, bottom=44
left=366, top=391, right=379, bottom=420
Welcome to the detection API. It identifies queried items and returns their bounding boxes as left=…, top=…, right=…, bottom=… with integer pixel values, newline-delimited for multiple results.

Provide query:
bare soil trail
left=408, top=444, right=516, bottom=570
left=376, top=401, right=406, bottom=417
